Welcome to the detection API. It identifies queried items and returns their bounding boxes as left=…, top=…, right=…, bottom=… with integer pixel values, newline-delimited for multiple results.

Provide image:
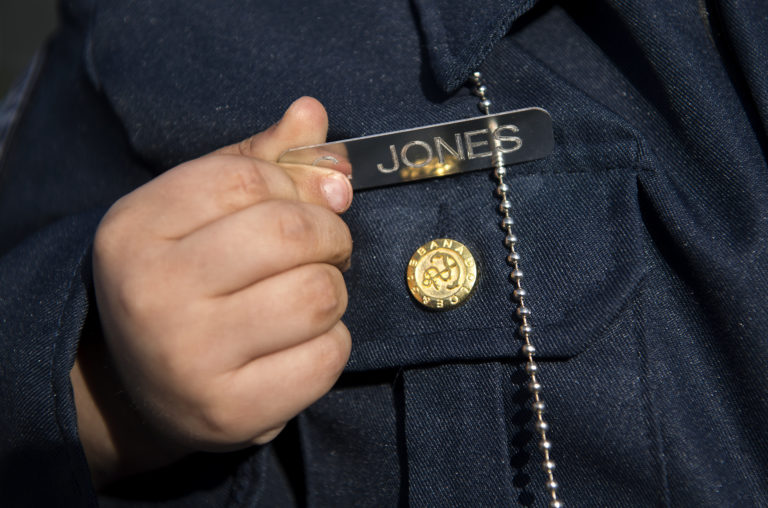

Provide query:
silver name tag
left=278, top=108, right=553, bottom=190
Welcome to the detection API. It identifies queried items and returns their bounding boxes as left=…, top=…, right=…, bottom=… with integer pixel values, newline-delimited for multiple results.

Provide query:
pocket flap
left=343, top=108, right=648, bottom=371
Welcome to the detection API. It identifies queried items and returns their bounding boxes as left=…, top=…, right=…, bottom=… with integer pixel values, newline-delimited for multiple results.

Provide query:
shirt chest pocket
left=342, top=109, right=651, bottom=371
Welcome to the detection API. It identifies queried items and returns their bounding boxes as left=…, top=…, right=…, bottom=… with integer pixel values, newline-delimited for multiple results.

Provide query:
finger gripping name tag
left=278, top=108, right=553, bottom=190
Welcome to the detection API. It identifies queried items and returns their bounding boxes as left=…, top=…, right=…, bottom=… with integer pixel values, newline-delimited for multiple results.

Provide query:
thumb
left=220, top=96, right=329, bottom=161
left=215, top=97, right=352, bottom=213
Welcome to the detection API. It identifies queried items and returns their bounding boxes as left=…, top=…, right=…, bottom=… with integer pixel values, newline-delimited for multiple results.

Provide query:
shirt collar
left=412, top=0, right=538, bottom=92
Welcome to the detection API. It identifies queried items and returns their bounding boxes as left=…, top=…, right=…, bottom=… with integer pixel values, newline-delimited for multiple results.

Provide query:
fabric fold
left=0, top=212, right=102, bottom=507
left=411, top=0, right=538, bottom=92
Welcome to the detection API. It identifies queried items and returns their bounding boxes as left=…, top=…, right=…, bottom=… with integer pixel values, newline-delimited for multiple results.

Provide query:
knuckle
left=304, top=265, right=346, bottom=323
left=159, top=334, right=206, bottom=382
left=195, top=393, right=247, bottom=442
left=111, top=254, right=172, bottom=320
left=337, top=220, right=353, bottom=257
left=234, top=160, right=270, bottom=198
left=317, top=212, right=352, bottom=265
left=93, top=203, right=130, bottom=260
left=313, top=327, right=351, bottom=383
left=196, top=402, right=231, bottom=439
left=112, top=271, right=158, bottom=320
left=216, top=157, right=272, bottom=211
left=274, top=202, right=315, bottom=244
left=237, top=134, right=263, bottom=158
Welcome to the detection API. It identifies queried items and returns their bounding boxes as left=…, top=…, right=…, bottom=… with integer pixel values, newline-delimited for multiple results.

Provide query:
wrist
left=71, top=311, right=187, bottom=490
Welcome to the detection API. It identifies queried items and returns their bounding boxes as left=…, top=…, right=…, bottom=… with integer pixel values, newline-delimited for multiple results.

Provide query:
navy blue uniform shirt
left=1, top=0, right=767, bottom=506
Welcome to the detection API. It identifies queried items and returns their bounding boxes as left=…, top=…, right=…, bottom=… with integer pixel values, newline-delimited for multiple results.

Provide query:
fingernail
left=322, top=173, right=351, bottom=212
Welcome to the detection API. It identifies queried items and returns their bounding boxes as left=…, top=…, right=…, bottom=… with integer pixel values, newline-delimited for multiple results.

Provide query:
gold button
left=406, top=238, right=478, bottom=310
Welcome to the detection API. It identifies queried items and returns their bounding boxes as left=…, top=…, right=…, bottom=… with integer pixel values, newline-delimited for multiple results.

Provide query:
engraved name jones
left=376, top=124, right=523, bottom=174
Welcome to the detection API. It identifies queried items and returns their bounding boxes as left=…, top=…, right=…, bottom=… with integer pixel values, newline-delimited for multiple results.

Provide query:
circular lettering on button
left=406, top=238, right=478, bottom=310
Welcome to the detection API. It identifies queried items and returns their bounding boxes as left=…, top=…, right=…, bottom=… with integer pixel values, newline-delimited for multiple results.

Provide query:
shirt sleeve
left=0, top=210, right=102, bottom=507
left=0, top=26, right=107, bottom=501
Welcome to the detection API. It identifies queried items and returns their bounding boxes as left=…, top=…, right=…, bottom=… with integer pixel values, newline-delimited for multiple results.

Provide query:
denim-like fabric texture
left=0, top=212, right=100, bottom=507
left=1, top=0, right=767, bottom=506
left=0, top=53, right=42, bottom=169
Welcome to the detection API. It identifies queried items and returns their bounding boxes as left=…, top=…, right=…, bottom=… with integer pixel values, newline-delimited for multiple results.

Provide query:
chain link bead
left=471, top=71, right=561, bottom=505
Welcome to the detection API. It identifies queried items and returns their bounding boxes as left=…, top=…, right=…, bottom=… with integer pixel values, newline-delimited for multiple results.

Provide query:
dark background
left=0, top=1, right=58, bottom=97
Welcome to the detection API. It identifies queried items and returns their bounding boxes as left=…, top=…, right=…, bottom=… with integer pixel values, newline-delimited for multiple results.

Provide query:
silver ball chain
left=470, top=71, right=563, bottom=508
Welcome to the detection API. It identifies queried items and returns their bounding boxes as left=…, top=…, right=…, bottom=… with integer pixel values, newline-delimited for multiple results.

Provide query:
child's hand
left=72, top=97, right=353, bottom=486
